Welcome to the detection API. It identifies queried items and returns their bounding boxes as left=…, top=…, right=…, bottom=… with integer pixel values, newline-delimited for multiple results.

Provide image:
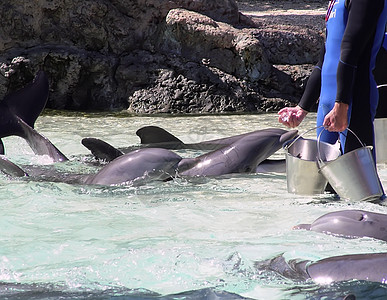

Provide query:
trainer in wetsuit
left=278, top=0, right=387, bottom=157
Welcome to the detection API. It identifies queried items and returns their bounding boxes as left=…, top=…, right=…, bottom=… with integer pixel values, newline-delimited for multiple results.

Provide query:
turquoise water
left=0, top=113, right=387, bottom=299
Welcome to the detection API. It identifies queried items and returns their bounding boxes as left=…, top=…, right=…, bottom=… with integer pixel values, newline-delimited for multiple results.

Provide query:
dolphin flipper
left=136, top=126, right=184, bottom=145
left=0, top=155, right=28, bottom=177
left=81, top=138, right=124, bottom=161
left=255, top=159, right=286, bottom=173
left=17, top=116, right=68, bottom=162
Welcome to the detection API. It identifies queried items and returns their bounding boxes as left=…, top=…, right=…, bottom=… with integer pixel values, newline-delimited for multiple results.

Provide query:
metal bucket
left=318, top=128, right=384, bottom=201
left=375, top=118, right=387, bottom=163
left=284, top=127, right=341, bottom=195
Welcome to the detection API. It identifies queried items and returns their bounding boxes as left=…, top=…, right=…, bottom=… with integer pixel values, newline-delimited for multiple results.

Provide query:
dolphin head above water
left=294, top=209, right=387, bottom=242
left=178, top=128, right=298, bottom=177
left=84, top=148, right=182, bottom=186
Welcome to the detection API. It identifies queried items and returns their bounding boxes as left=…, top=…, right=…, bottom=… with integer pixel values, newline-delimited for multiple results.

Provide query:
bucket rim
left=283, top=126, right=321, bottom=151
left=318, top=145, right=374, bottom=172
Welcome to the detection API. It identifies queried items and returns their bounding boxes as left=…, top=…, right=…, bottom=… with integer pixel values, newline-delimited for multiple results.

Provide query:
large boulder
left=160, top=8, right=272, bottom=81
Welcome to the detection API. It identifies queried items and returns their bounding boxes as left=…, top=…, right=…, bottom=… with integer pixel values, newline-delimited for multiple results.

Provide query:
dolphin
left=255, top=252, right=387, bottom=285
left=0, top=148, right=182, bottom=186
left=294, top=210, right=387, bottom=242
left=178, top=129, right=297, bottom=176
left=82, top=126, right=298, bottom=163
left=0, top=71, right=67, bottom=162
left=83, top=148, right=182, bottom=186
left=307, top=252, right=387, bottom=284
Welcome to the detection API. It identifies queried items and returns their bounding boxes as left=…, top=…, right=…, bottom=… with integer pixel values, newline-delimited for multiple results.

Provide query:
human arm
left=278, top=42, right=325, bottom=128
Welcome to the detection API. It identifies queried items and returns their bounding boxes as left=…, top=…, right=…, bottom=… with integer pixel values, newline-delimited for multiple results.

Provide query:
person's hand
left=323, top=102, right=349, bottom=132
left=278, top=106, right=308, bottom=128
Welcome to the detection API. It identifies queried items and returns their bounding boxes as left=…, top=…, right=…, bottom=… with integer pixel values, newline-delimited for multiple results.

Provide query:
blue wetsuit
left=374, top=32, right=387, bottom=118
left=298, top=0, right=387, bottom=155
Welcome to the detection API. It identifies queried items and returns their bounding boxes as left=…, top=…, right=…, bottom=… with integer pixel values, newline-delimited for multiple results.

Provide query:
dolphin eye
left=358, top=214, right=365, bottom=221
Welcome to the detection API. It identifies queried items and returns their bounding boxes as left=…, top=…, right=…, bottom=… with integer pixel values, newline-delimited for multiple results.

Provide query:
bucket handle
left=317, top=127, right=365, bottom=165
left=283, top=125, right=322, bottom=150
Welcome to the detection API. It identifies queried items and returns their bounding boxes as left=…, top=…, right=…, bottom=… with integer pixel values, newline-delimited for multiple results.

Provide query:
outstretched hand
left=323, top=102, right=349, bottom=132
left=278, top=106, right=308, bottom=128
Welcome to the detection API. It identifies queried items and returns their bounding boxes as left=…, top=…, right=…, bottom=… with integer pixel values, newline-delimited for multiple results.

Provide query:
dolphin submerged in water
left=294, top=209, right=387, bottom=242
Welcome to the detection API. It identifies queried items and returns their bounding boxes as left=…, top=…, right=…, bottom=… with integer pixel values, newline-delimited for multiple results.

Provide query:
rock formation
left=0, top=0, right=324, bottom=113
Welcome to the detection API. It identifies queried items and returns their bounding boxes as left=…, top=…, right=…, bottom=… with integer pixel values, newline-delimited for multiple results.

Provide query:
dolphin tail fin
left=136, top=126, right=183, bottom=144
left=0, top=155, right=28, bottom=177
left=255, top=159, right=286, bottom=173
left=81, top=137, right=124, bottom=162
left=3, top=71, right=49, bottom=129
left=17, top=116, right=68, bottom=162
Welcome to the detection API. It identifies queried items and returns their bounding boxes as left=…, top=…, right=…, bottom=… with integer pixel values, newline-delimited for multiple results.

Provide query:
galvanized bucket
left=317, top=128, right=384, bottom=201
left=374, top=118, right=387, bottom=163
left=284, top=127, right=341, bottom=195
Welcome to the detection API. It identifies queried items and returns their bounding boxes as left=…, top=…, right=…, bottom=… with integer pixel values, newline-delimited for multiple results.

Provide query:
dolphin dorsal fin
left=136, top=126, right=183, bottom=144
left=81, top=138, right=124, bottom=162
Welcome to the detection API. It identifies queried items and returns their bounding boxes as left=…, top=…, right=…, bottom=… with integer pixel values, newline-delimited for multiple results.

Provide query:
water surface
left=0, top=113, right=386, bottom=299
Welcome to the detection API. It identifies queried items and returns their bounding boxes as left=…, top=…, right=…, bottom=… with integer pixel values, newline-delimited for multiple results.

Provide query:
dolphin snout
left=280, top=129, right=298, bottom=144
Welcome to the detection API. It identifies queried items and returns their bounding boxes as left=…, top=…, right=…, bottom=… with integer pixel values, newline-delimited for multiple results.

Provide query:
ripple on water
left=0, top=113, right=386, bottom=299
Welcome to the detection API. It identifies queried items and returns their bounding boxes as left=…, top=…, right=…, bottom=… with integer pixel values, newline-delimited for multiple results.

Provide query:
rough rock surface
left=0, top=0, right=326, bottom=113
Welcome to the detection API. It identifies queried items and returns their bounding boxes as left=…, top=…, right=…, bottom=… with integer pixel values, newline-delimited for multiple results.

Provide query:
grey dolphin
left=256, top=252, right=387, bottom=285
left=82, top=126, right=299, bottom=162
left=307, top=252, right=387, bottom=284
left=83, top=148, right=182, bottom=186
left=0, top=148, right=182, bottom=186
left=294, top=210, right=387, bottom=242
left=178, top=129, right=297, bottom=176
left=0, top=71, right=67, bottom=162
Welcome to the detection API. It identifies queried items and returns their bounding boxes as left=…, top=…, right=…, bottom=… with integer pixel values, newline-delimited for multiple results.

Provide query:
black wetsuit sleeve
left=298, top=42, right=325, bottom=111
left=336, top=0, right=385, bottom=104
